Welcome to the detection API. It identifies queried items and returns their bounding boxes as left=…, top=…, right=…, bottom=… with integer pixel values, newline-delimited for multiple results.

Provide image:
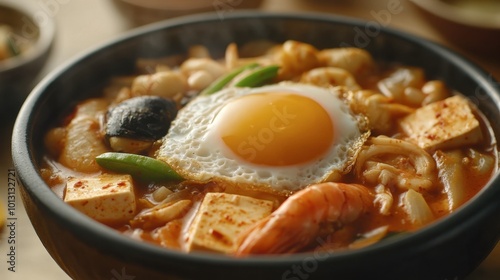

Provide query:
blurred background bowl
left=0, top=1, right=55, bottom=121
left=11, top=11, right=500, bottom=280
left=410, top=0, right=500, bottom=56
left=114, top=0, right=264, bottom=25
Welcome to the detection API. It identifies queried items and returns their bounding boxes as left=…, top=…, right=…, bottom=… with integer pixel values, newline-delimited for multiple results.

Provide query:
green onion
left=7, top=35, right=20, bottom=57
left=200, top=63, right=259, bottom=96
left=96, top=152, right=183, bottom=182
left=234, top=65, right=280, bottom=88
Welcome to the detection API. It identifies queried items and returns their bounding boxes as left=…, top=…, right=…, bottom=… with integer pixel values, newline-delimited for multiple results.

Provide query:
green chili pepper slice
left=96, top=152, right=183, bottom=182
left=234, top=65, right=280, bottom=88
left=200, top=63, right=260, bottom=96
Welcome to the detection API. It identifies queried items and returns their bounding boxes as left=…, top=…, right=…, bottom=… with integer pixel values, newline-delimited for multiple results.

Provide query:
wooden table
left=0, top=0, right=498, bottom=279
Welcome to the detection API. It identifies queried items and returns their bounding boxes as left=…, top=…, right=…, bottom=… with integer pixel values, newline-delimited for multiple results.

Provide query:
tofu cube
left=399, top=95, right=483, bottom=151
left=185, top=193, right=274, bottom=254
left=64, top=174, right=136, bottom=224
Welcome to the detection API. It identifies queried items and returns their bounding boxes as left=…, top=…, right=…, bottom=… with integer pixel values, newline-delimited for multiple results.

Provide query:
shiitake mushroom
left=105, top=96, right=178, bottom=153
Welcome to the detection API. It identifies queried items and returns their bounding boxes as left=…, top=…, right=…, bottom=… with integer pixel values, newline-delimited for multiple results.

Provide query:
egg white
left=157, top=83, right=369, bottom=193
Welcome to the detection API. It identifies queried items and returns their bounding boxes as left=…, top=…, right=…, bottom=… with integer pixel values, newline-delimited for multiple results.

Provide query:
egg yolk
left=214, top=92, right=334, bottom=166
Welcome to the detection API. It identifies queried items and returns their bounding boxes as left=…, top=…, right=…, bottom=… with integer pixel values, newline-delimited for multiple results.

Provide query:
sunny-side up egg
left=157, top=83, right=370, bottom=193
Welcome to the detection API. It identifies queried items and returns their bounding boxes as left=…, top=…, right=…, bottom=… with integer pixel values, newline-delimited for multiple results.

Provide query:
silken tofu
left=64, top=174, right=136, bottom=224
left=399, top=95, right=483, bottom=151
left=185, top=193, right=274, bottom=254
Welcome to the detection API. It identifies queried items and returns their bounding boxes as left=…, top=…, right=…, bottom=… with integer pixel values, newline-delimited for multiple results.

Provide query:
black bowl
left=11, top=11, right=500, bottom=280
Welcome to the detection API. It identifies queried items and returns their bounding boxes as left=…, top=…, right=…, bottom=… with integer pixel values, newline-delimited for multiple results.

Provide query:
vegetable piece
left=200, top=63, right=259, bottom=95
left=401, top=189, right=434, bottom=225
left=130, top=199, right=192, bottom=229
left=7, top=36, right=20, bottom=56
left=96, top=152, right=183, bottom=182
left=156, top=220, right=183, bottom=250
left=467, top=148, right=496, bottom=176
left=433, top=150, right=467, bottom=211
left=349, top=226, right=389, bottom=249
left=234, top=65, right=280, bottom=88
left=152, top=186, right=174, bottom=202
left=59, top=99, right=110, bottom=173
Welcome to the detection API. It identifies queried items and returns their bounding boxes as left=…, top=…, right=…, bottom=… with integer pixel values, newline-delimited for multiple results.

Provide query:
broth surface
left=40, top=40, right=498, bottom=255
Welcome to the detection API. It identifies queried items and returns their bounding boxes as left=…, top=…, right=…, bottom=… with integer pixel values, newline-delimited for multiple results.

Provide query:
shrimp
left=131, top=71, right=187, bottom=99
left=318, top=48, right=375, bottom=80
left=235, top=182, right=373, bottom=256
left=300, top=67, right=361, bottom=90
left=272, top=40, right=320, bottom=80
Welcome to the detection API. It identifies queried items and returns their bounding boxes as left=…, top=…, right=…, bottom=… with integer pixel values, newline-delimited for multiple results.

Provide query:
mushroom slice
left=105, top=96, right=178, bottom=153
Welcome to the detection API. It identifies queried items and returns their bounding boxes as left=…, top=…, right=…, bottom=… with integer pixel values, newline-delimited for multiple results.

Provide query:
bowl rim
left=0, top=1, right=56, bottom=73
left=11, top=10, right=500, bottom=268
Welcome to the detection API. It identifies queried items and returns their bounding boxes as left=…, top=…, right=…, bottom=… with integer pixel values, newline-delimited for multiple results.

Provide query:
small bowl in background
left=410, top=0, right=500, bottom=56
left=114, top=0, right=264, bottom=26
left=0, top=2, right=55, bottom=121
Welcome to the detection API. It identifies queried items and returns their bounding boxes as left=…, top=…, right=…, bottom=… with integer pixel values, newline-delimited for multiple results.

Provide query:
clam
left=105, top=96, right=177, bottom=153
